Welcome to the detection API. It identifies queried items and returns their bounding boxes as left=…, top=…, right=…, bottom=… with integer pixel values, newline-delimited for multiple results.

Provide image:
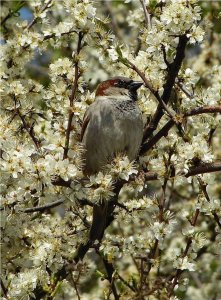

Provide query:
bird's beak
left=129, top=81, right=143, bottom=91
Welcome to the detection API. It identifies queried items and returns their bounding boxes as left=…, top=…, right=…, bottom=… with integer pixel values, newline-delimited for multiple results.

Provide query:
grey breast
left=82, top=97, right=143, bottom=174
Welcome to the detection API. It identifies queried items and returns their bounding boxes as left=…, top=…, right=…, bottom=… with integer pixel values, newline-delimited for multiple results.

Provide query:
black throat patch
left=129, top=90, right=138, bottom=101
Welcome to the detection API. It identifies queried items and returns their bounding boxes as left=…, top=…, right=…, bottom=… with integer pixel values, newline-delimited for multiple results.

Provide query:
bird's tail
left=73, top=202, right=108, bottom=263
left=74, top=240, right=92, bottom=263
left=74, top=198, right=116, bottom=263
left=89, top=201, right=108, bottom=242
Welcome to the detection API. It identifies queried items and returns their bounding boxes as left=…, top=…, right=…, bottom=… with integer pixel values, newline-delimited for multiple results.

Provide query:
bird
left=81, top=76, right=143, bottom=175
left=76, top=76, right=143, bottom=261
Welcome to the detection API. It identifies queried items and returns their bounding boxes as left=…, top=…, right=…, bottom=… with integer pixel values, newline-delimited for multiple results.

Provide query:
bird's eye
left=118, top=80, right=124, bottom=87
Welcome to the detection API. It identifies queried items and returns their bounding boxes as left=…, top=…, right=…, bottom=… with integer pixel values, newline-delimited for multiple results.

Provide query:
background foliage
left=1, top=0, right=221, bottom=299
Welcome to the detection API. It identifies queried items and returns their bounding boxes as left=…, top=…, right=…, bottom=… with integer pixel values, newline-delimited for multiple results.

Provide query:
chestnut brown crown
left=95, top=76, right=143, bottom=101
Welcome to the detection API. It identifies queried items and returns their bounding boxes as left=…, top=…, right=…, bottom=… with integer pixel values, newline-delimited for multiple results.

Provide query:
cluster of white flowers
left=87, top=172, right=114, bottom=202
left=197, top=195, right=220, bottom=215
left=7, top=268, right=40, bottom=299
left=108, top=155, right=138, bottom=181
left=160, top=0, right=201, bottom=34
left=49, top=57, right=73, bottom=81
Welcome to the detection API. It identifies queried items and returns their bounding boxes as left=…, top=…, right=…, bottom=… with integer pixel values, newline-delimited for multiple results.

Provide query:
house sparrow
left=80, top=76, right=143, bottom=250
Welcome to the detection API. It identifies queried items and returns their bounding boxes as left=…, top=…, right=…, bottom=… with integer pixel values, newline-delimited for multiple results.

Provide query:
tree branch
left=126, top=60, right=175, bottom=119
left=143, top=34, right=189, bottom=141
left=143, top=161, right=221, bottom=181
left=186, top=161, right=221, bottom=177
left=140, top=119, right=174, bottom=154
left=185, top=105, right=221, bottom=116
left=51, top=162, right=221, bottom=190
left=51, top=176, right=71, bottom=187
left=123, top=35, right=190, bottom=143
left=140, top=105, right=221, bottom=154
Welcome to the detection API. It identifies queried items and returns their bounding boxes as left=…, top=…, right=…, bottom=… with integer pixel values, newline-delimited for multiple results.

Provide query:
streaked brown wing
left=80, top=114, right=90, bottom=142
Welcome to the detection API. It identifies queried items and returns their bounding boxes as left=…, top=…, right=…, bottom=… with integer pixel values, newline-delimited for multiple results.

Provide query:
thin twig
left=116, top=272, right=136, bottom=292
left=161, top=44, right=171, bottom=68
left=73, top=281, right=81, bottom=300
left=71, top=206, right=90, bottom=228
left=71, top=274, right=81, bottom=300
left=104, top=0, right=123, bottom=39
left=16, top=109, right=41, bottom=149
left=26, top=0, right=53, bottom=30
left=12, top=95, right=41, bottom=149
left=208, top=127, right=217, bottom=146
left=97, top=251, right=119, bottom=300
left=115, top=202, right=130, bottom=212
left=0, top=1, right=26, bottom=27
left=16, top=198, right=93, bottom=214
left=146, top=239, right=159, bottom=274
left=140, top=0, right=152, bottom=29
left=189, top=272, right=202, bottom=289
left=143, top=175, right=170, bottom=279
left=22, top=29, right=78, bottom=50
left=198, top=177, right=221, bottom=229
left=133, top=286, right=165, bottom=299
left=43, top=29, right=77, bottom=41
left=0, top=277, right=8, bottom=299
left=168, top=206, right=200, bottom=297
left=63, top=32, right=84, bottom=159
left=21, top=199, right=64, bottom=213
left=176, top=80, right=194, bottom=99
left=143, top=165, right=171, bottom=283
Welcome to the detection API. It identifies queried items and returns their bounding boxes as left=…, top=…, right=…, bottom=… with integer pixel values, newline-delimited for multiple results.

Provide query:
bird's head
left=95, top=76, right=143, bottom=101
